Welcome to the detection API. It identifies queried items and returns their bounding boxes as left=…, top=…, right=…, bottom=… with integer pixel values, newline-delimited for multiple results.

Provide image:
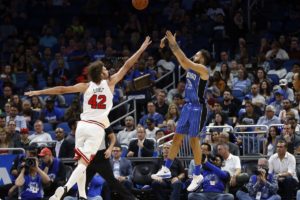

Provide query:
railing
left=152, top=69, right=176, bottom=99
left=0, top=148, right=25, bottom=154
left=233, top=125, right=269, bottom=155
left=204, top=125, right=234, bottom=142
left=110, top=97, right=137, bottom=127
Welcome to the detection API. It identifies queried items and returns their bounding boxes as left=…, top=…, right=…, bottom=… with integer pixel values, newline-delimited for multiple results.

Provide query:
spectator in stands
left=110, top=144, right=133, bottom=190
left=138, top=101, right=164, bottom=127
left=117, top=116, right=136, bottom=146
left=6, top=119, right=21, bottom=146
left=269, top=140, right=298, bottom=200
left=249, top=83, right=266, bottom=111
left=266, top=41, right=289, bottom=60
left=212, top=71, right=227, bottom=94
left=188, top=154, right=233, bottom=200
left=152, top=142, right=185, bottom=200
left=154, top=90, right=169, bottom=117
left=66, top=119, right=77, bottom=146
left=145, top=118, right=159, bottom=139
left=213, top=132, right=239, bottom=156
left=39, top=27, right=57, bottom=48
left=289, top=37, right=300, bottom=60
left=64, top=97, right=81, bottom=121
left=207, top=101, right=226, bottom=125
left=217, top=143, right=241, bottom=191
left=279, top=79, right=294, bottom=102
left=15, top=157, right=50, bottom=200
left=238, top=102, right=260, bottom=125
left=54, top=127, right=74, bottom=158
left=264, top=126, right=281, bottom=156
left=127, top=125, right=154, bottom=157
left=39, top=147, right=67, bottom=197
left=0, top=65, right=16, bottom=86
left=279, top=99, right=299, bottom=123
left=18, top=128, right=30, bottom=149
left=31, top=96, right=44, bottom=112
left=257, top=105, right=281, bottom=126
left=231, top=68, right=251, bottom=95
left=155, top=129, right=165, bottom=143
left=188, top=143, right=212, bottom=177
left=6, top=104, right=27, bottom=131
left=22, top=100, right=40, bottom=129
left=28, top=120, right=52, bottom=146
left=207, top=113, right=232, bottom=134
left=293, top=72, right=300, bottom=92
left=171, top=93, right=184, bottom=113
left=49, top=53, right=70, bottom=75
left=167, top=81, right=185, bottom=104
left=286, top=63, right=300, bottom=84
left=259, top=80, right=272, bottom=103
left=12, top=95, right=23, bottom=112
left=0, top=114, right=5, bottom=132
left=40, top=97, right=64, bottom=126
left=276, top=122, right=300, bottom=154
left=236, top=158, right=280, bottom=200
left=52, top=57, right=70, bottom=86
left=0, top=85, right=13, bottom=109
left=293, top=91, right=300, bottom=113
left=162, top=103, right=180, bottom=126
left=220, top=63, right=233, bottom=88
left=0, top=128, right=14, bottom=154
left=270, top=90, right=284, bottom=116
left=221, top=89, right=240, bottom=125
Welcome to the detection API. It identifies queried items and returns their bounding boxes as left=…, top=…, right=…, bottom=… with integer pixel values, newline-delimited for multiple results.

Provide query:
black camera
left=25, top=157, right=36, bottom=167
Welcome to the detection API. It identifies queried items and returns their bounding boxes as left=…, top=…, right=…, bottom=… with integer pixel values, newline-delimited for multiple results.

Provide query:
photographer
left=39, top=147, right=66, bottom=197
left=236, top=158, right=280, bottom=200
left=15, top=157, right=50, bottom=200
left=188, top=154, right=234, bottom=200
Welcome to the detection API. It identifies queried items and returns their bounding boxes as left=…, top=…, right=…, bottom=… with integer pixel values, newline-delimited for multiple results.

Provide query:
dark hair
left=267, top=126, right=280, bottom=145
left=220, top=62, right=231, bottom=81
left=88, top=61, right=104, bottom=83
left=155, top=129, right=165, bottom=136
left=68, top=118, right=77, bottom=129
left=277, top=139, right=287, bottom=148
left=259, top=79, right=271, bottom=96
left=114, top=144, right=122, bottom=150
left=200, top=49, right=211, bottom=65
left=201, top=142, right=212, bottom=151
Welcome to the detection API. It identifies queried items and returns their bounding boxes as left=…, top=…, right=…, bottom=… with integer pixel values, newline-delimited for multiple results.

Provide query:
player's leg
left=152, top=105, right=189, bottom=179
left=186, top=104, right=207, bottom=191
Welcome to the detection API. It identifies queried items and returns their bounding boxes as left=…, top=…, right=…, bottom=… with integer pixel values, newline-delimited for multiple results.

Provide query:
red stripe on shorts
left=74, top=148, right=90, bottom=164
left=81, top=120, right=105, bottom=129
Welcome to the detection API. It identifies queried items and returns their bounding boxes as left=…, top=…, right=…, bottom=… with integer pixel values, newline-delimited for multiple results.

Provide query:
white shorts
left=74, top=120, right=105, bottom=163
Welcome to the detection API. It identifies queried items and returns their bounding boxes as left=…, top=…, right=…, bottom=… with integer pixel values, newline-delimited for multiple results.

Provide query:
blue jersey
left=20, top=174, right=43, bottom=200
left=185, top=69, right=207, bottom=104
left=176, top=69, right=208, bottom=136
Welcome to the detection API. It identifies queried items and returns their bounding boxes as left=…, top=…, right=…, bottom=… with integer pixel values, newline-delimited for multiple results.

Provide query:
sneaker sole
left=151, top=174, right=172, bottom=179
left=49, top=186, right=65, bottom=200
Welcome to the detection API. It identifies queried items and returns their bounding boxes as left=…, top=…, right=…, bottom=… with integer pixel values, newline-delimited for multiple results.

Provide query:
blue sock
left=194, top=165, right=202, bottom=175
left=165, top=159, right=173, bottom=168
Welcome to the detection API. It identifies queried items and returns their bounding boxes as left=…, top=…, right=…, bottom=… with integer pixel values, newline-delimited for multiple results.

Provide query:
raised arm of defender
left=24, top=83, right=89, bottom=97
left=108, top=36, right=152, bottom=90
left=164, top=31, right=208, bottom=80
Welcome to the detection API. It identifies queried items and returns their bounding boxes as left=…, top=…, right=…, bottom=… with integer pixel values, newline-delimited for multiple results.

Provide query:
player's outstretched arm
left=109, top=36, right=152, bottom=86
left=24, top=83, right=89, bottom=97
left=165, top=31, right=208, bottom=79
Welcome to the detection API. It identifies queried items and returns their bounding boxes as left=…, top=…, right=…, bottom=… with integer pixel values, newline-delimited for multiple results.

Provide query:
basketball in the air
left=132, top=0, right=149, bottom=10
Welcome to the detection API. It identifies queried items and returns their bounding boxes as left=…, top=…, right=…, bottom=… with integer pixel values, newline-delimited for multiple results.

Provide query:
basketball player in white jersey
left=25, top=36, right=151, bottom=200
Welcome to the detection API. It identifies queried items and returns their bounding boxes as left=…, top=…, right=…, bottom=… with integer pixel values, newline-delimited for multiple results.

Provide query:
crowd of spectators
left=0, top=0, right=300, bottom=199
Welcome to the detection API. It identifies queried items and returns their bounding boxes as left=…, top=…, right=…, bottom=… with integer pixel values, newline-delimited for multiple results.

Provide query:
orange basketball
left=132, top=0, right=149, bottom=10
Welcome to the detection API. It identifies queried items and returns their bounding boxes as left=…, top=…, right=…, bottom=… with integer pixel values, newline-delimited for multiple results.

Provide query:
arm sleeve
left=141, top=140, right=154, bottom=157
left=204, top=162, right=229, bottom=180
left=265, top=174, right=279, bottom=194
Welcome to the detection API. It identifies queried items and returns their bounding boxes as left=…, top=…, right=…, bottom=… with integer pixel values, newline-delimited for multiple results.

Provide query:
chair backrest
left=132, top=163, right=157, bottom=185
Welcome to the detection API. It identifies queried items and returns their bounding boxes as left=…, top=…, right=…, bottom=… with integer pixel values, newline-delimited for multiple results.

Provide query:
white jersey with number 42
left=81, top=80, right=113, bottom=128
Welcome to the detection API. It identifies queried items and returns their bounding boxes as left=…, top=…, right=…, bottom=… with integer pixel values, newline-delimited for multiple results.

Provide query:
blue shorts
left=175, top=103, right=207, bottom=137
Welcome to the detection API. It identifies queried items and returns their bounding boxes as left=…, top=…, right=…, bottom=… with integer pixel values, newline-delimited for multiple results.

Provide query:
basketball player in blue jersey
left=152, top=31, right=210, bottom=192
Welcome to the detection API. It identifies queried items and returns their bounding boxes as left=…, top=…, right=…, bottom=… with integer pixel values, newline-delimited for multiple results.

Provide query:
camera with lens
left=25, top=157, right=36, bottom=168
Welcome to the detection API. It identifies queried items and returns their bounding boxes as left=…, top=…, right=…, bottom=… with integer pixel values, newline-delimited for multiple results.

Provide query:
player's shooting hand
left=165, top=30, right=177, bottom=45
left=140, top=36, right=152, bottom=51
left=24, top=90, right=40, bottom=96
left=104, top=148, right=112, bottom=159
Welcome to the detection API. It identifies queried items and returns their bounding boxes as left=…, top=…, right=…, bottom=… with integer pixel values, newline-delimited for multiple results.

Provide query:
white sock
left=65, top=163, right=87, bottom=191
left=77, top=170, right=87, bottom=199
